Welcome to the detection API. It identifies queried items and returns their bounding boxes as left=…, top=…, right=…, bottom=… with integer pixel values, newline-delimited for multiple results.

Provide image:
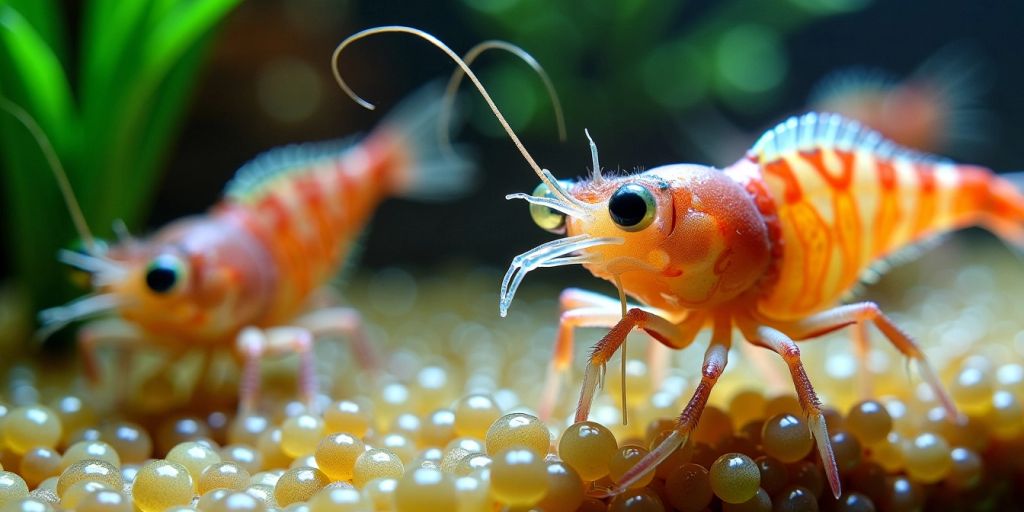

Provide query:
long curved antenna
left=0, top=96, right=97, bottom=254
left=440, top=40, right=566, bottom=152
left=330, top=26, right=582, bottom=208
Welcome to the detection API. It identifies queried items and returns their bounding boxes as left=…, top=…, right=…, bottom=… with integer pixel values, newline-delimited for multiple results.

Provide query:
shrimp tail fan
left=366, top=82, right=477, bottom=201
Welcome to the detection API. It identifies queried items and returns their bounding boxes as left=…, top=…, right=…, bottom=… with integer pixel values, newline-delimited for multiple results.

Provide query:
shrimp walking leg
left=589, top=314, right=730, bottom=498
left=777, top=301, right=958, bottom=420
left=236, top=326, right=318, bottom=415
left=739, top=320, right=842, bottom=498
left=78, top=319, right=142, bottom=385
left=575, top=308, right=705, bottom=422
left=295, top=307, right=380, bottom=374
left=538, top=289, right=626, bottom=420
left=852, top=321, right=874, bottom=398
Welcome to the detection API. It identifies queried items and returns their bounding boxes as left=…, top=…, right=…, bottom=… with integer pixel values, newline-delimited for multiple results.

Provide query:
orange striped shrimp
left=333, top=27, right=1024, bottom=499
left=16, top=86, right=474, bottom=413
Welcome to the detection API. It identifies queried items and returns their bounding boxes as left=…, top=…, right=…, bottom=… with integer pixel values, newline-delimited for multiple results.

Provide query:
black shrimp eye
left=145, top=254, right=187, bottom=294
left=608, top=183, right=656, bottom=231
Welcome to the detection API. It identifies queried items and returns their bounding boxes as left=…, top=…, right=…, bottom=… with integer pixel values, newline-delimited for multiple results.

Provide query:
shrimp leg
left=575, top=308, right=706, bottom=423
left=235, top=326, right=318, bottom=416
left=588, top=313, right=729, bottom=498
left=738, top=317, right=842, bottom=499
left=294, top=307, right=380, bottom=375
left=775, top=301, right=958, bottom=420
left=539, top=289, right=626, bottom=421
left=78, top=319, right=142, bottom=385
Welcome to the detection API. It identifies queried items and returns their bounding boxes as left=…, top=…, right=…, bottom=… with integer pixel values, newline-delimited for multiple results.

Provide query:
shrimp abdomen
left=742, top=113, right=1024, bottom=319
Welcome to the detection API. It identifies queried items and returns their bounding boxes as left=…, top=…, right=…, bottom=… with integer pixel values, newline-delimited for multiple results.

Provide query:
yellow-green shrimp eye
left=529, top=182, right=568, bottom=234
left=608, top=183, right=656, bottom=231
left=145, top=254, right=188, bottom=294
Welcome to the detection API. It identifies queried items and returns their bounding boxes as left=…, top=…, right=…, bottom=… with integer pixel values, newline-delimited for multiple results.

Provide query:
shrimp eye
left=608, top=183, right=656, bottom=231
left=145, top=254, right=187, bottom=294
left=529, top=181, right=568, bottom=234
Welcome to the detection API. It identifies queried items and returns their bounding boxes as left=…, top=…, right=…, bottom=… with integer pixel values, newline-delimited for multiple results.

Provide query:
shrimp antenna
left=440, top=40, right=566, bottom=153
left=331, top=26, right=581, bottom=208
left=0, top=96, right=97, bottom=255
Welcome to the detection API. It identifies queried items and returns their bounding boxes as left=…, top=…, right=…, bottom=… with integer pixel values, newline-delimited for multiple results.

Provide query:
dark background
left=10, top=0, right=1024, bottom=281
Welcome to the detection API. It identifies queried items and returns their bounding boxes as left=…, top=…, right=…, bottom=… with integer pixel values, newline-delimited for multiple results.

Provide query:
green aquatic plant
left=457, top=0, right=869, bottom=136
left=0, top=0, right=241, bottom=320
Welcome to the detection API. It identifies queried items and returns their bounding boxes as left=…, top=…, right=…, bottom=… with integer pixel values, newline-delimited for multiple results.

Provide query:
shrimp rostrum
left=334, top=27, right=1024, bottom=499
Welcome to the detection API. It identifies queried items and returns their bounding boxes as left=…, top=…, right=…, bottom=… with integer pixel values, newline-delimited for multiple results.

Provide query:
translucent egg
left=0, top=471, right=29, bottom=506
left=228, top=416, right=271, bottom=447
left=59, top=480, right=109, bottom=509
left=199, top=462, right=251, bottom=494
left=454, top=474, right=491, bottom=512
left=167, top=441, right=222, bottom=491
left=557, top=421, right=618, bottom=481
left=394, top=468, right=456, bottom=511
left=156, top=416, right=211, bottom=455
left=535, top=461, right=584, bottom=512
left=212, top=491, right=267, bottom=512
left=944, top=447, right=982, bottom=490
left=902, top=433, right=952, bottom=483
left=49, top=396, right=97, bottom=447
left=315, top=433, right=365, bottom=481
left=830, top=431, right=862, bottom=474
left=721, top=487, right=771, bottom=512
left=484, top=413, right=550, bottom=457
left=353, top=449, right=405, bottom=488
left=845, top=400, right=892, bottom=444
left=361, top=477, right=397, bottom=510
left=222, top=444, right=264, bottom=475
left=131, top=460, right=194, bottom=512
left=452, top=395, right=502, bottom=440
left=870, top=431, right=905, bottom=473
left=281, top=415, right=325, bottom=458
left=608, top=445, right=656, bottom=489
left=760, top=414, right=812, bottom=463
left=76, top=489, right=132, bottom=512
left=988, top=390, right=1023, bottom=440
left=56, top=460, right=122, bottom=497
left=421, top=409, right=457, bottom=448
left=308, top=484, right=370, bottom=512
left=274, top=467, right=330, bottom=506
left=728, top=390, right=767, bottom=429
left=243, top=483, right=277, bottom=508
left=488, top=449, right=547, bottom=506
left=60, top=441, right=120, bottom=471
left=3, top=406, right=62, bottom=454
left=17, top=448, right=61, bottom=488
left=709, top=453, right=760, bottom=504
left=754, top=456, right=788, bottom=496
left=692, top=406, right=733, bottom=446
left=256, top=428, right=293, bottom=470
left=99, top=422, right=153, bottom=464
left=608, top=488, right=665, bottom=512
left=788, top=461, right=824, bottom=498
left=323, top=400, right=372, bottom=438
left=771, top=486, right=817, bottom=512
left=950, top=366, right=993, bottom=414
left=664, top=463, right=711, bottom=512
left=832, top=491, right=875, bottom=512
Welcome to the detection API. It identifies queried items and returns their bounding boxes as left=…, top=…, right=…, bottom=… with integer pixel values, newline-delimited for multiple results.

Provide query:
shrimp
left=332, top=27, right=1024, bottom=499
left=13, top=85, right=475, bottom=414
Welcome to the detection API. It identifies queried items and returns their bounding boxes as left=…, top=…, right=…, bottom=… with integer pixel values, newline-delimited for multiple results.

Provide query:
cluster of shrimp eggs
left=0, top=356, right=1020, bottom=512
left=0, top=260, right=1023, bottom=512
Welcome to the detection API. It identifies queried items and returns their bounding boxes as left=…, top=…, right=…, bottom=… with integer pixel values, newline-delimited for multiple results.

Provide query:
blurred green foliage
left=456, top=0, right=869, bottom=137
left=0, top=0, right=240, bottom=314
